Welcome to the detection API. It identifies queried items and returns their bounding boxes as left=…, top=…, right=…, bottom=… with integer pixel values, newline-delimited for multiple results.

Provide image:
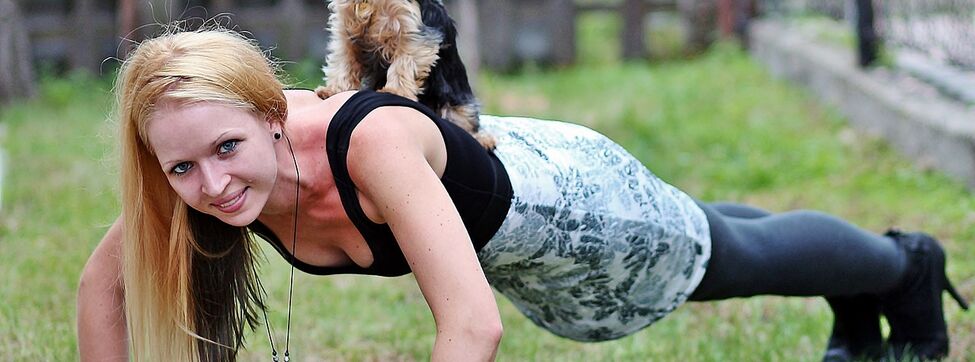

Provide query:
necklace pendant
left=284, top=352, right=290, bottom=362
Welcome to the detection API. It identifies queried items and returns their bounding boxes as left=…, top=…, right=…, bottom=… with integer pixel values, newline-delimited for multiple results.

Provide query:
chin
left=214, top=204, right=265, bottom=227
left=207, top=194, right=267, bottom=227
left=218, top=213, right=259, bottom=227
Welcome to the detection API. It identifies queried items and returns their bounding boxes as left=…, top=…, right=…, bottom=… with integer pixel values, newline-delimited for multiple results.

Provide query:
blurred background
left=1, top=0, right=974, bottom=360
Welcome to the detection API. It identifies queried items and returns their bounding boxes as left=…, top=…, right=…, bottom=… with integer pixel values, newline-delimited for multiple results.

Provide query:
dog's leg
left=443, top=103, right=495, bottom=150
left=380, top=30, right=441, bottom=100
left=316, top=9, right=365, bottom=99
left=316, top=40, right=363, bottom=99
left=373, top=1, right=441, bottom=100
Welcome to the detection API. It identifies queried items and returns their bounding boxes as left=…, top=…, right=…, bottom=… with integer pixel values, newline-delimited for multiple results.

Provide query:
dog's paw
left=314, top=85, right=338, bottom=100
left=377, top=87, right=419, bottom=101
left=473, top=132, right=497, bottom=150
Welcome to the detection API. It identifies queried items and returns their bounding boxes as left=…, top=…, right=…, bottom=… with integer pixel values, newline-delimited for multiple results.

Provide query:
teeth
left=219, top=191, right=243, bottom=209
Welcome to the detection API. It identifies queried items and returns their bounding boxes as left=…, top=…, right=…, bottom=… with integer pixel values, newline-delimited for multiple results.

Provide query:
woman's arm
left=77, top=217, right=128, bottom=361
left=349, top=107, right=503, bottom=361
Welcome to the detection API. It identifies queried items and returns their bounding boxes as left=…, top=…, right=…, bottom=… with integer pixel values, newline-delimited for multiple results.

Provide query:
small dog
left=315, top=0, right=495, bottom=149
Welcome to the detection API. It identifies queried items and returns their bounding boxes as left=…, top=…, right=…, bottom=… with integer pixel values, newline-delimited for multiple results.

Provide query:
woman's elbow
left=482, top=317, right=503, bottom=346
left=468, top=316, right=503, bottom=347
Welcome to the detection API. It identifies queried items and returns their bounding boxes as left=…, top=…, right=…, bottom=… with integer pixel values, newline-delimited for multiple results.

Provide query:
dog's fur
left=315, top=0, right=494, bottom=149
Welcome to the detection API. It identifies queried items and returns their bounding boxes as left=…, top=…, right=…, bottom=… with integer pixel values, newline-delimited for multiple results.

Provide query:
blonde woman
left=77, top=28, right=967, bottom=361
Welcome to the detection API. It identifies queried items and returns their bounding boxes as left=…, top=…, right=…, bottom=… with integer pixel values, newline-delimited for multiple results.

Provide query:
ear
left=265, top=114, right=284, bottom=135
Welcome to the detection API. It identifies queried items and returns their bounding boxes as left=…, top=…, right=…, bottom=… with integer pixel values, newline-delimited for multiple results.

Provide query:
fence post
left=479, top=0, right=515, bottom=70
left=71, top=0, right=99, bottom=73
left=117, top=0, right=139, bottom=59
left=679, top=0, right=717, bottom=54
left=449, top=0, right=480, bottom=90
left=855, top=0, right=878, bottom=67
left=212, top=0, right=234, bottom=13
left=279, top=0, right=306, bottom=60
left=0, top=0, right=36, bottom=103
left=140, top=0, right=181, bottom=29
left=548, top=0, right=575, bottom=66
left=621, top=0, right=647, bottom=60
left=717, top=0, right=734, bottom=36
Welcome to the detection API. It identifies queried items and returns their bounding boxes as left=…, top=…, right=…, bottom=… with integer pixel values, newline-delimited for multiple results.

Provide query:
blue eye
left=171, top=162, right=192, bottom=176
left=218, top=140, right=239, bottom=155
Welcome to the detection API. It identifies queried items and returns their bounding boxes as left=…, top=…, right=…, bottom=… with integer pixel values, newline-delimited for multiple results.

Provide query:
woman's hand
left=348, top=106, right=503, bottom=361
left=77, top=218, right=128, bottom=361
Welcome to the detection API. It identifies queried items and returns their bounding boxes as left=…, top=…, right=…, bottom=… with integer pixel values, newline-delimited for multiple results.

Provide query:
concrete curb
left=749, top=20, right=975, bottom=189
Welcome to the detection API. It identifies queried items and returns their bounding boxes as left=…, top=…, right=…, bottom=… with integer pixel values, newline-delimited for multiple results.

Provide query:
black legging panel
left=689, top=202, right=907, bottom=301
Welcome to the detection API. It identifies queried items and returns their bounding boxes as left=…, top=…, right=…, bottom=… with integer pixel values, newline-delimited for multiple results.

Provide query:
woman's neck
left=255, top=90, right=358, bottom=231
left=258, top=90, right=333, bottom=219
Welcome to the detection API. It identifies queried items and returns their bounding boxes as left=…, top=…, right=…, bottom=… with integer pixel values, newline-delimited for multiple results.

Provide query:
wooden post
left=855, top=0, right=878, bottom=67
left=717, top=0, right=734, bottom=37
left=279, top=0, right=306, bottom=60
left=117, top=0, right=139, bottom=59
left=211, top=0, right=234, bottom=13
left=0, top=0, right=36, bottom=103
left=71, top=0, right=99, bottom=73
left=450, top=0, right=480, bottom=90
left=479, top=0, right=516, bottom=70
left=140, top=0, right=181, bottom=30
left=621, top=0, right=647, bottom=60
left=678, top=0, right=717, bottom=54
left=547, top=0, right=575, bottom=66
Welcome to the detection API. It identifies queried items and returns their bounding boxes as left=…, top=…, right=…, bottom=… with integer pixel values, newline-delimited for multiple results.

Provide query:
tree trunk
left=0, top=0, right=36, bottom=104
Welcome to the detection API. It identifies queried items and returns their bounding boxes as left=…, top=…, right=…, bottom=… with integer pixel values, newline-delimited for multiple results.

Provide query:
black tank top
left=252, top=91, right=512, bottom=276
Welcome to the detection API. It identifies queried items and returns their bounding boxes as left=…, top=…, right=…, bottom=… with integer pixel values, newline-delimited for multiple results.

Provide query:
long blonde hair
left=116, top=27, right=287, bottom=361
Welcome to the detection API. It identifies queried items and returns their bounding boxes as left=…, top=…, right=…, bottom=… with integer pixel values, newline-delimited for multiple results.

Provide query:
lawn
left=1, top=13, right=973, bottom=361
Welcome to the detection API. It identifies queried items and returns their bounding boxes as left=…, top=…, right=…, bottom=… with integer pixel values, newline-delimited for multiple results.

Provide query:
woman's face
left=147, top=101, right=279, bottom=227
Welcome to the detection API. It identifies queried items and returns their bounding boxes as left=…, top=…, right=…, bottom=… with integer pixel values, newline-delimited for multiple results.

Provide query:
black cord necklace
left=259, top=132, right=300, bottom=362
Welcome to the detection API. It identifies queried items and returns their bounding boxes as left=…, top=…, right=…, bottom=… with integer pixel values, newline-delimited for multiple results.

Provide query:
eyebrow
left=210, top=130, right=233, bottom=149
left=161, top=130, right=234, bottom=169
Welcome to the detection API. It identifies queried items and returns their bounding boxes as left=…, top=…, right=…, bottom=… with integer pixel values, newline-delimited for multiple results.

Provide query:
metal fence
left=878, top=0, right=975, bottom=70
left=758, top=0, right=975, bottom=71
left=758, top=0, right=845, bottom=20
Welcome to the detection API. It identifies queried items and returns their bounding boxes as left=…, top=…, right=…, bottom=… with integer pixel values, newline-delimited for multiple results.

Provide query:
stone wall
left=749, top=20, right=975, bottom=189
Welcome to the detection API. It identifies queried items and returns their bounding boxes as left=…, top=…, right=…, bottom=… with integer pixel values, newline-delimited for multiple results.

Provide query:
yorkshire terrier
left=315, top=0, right=494, bottom=149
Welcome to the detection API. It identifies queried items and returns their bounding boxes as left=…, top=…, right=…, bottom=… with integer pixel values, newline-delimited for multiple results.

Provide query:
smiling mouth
left=213, top=187, right=247, bottom=213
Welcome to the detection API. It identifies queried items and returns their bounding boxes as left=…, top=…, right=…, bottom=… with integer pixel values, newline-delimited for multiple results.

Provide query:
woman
left=77, top=28, right=967, bottom=361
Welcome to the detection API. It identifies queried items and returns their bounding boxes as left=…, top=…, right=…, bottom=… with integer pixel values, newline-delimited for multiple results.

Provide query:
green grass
left=2, top=14, right=974, bottom=361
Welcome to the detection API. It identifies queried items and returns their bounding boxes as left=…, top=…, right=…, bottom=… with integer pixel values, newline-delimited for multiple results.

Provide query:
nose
left=199, top=162, right=230, bottom=197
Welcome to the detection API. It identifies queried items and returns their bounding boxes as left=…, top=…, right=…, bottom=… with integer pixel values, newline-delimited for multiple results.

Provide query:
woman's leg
left=688, top=202, right=906, bottom=300
left=688, top=202, right=900, bottom=359
left=707, top=201, right=772, bottom=219
left=686, top=202, right=968, bottom=360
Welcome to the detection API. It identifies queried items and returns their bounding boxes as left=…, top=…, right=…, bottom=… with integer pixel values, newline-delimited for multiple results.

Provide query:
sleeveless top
left=251, top=90, right=513, bottom=277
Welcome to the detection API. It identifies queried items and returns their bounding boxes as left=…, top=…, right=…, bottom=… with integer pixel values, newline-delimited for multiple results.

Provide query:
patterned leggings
left=688, top=201, right=907, bottom=301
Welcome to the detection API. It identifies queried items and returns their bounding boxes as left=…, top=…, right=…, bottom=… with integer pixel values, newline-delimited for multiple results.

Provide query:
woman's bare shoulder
left=321, top=90, right=358, bottom=110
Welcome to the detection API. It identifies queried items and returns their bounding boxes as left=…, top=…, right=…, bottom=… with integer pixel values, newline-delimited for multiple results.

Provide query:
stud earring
left=273, top=132, right=282, bottom=140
